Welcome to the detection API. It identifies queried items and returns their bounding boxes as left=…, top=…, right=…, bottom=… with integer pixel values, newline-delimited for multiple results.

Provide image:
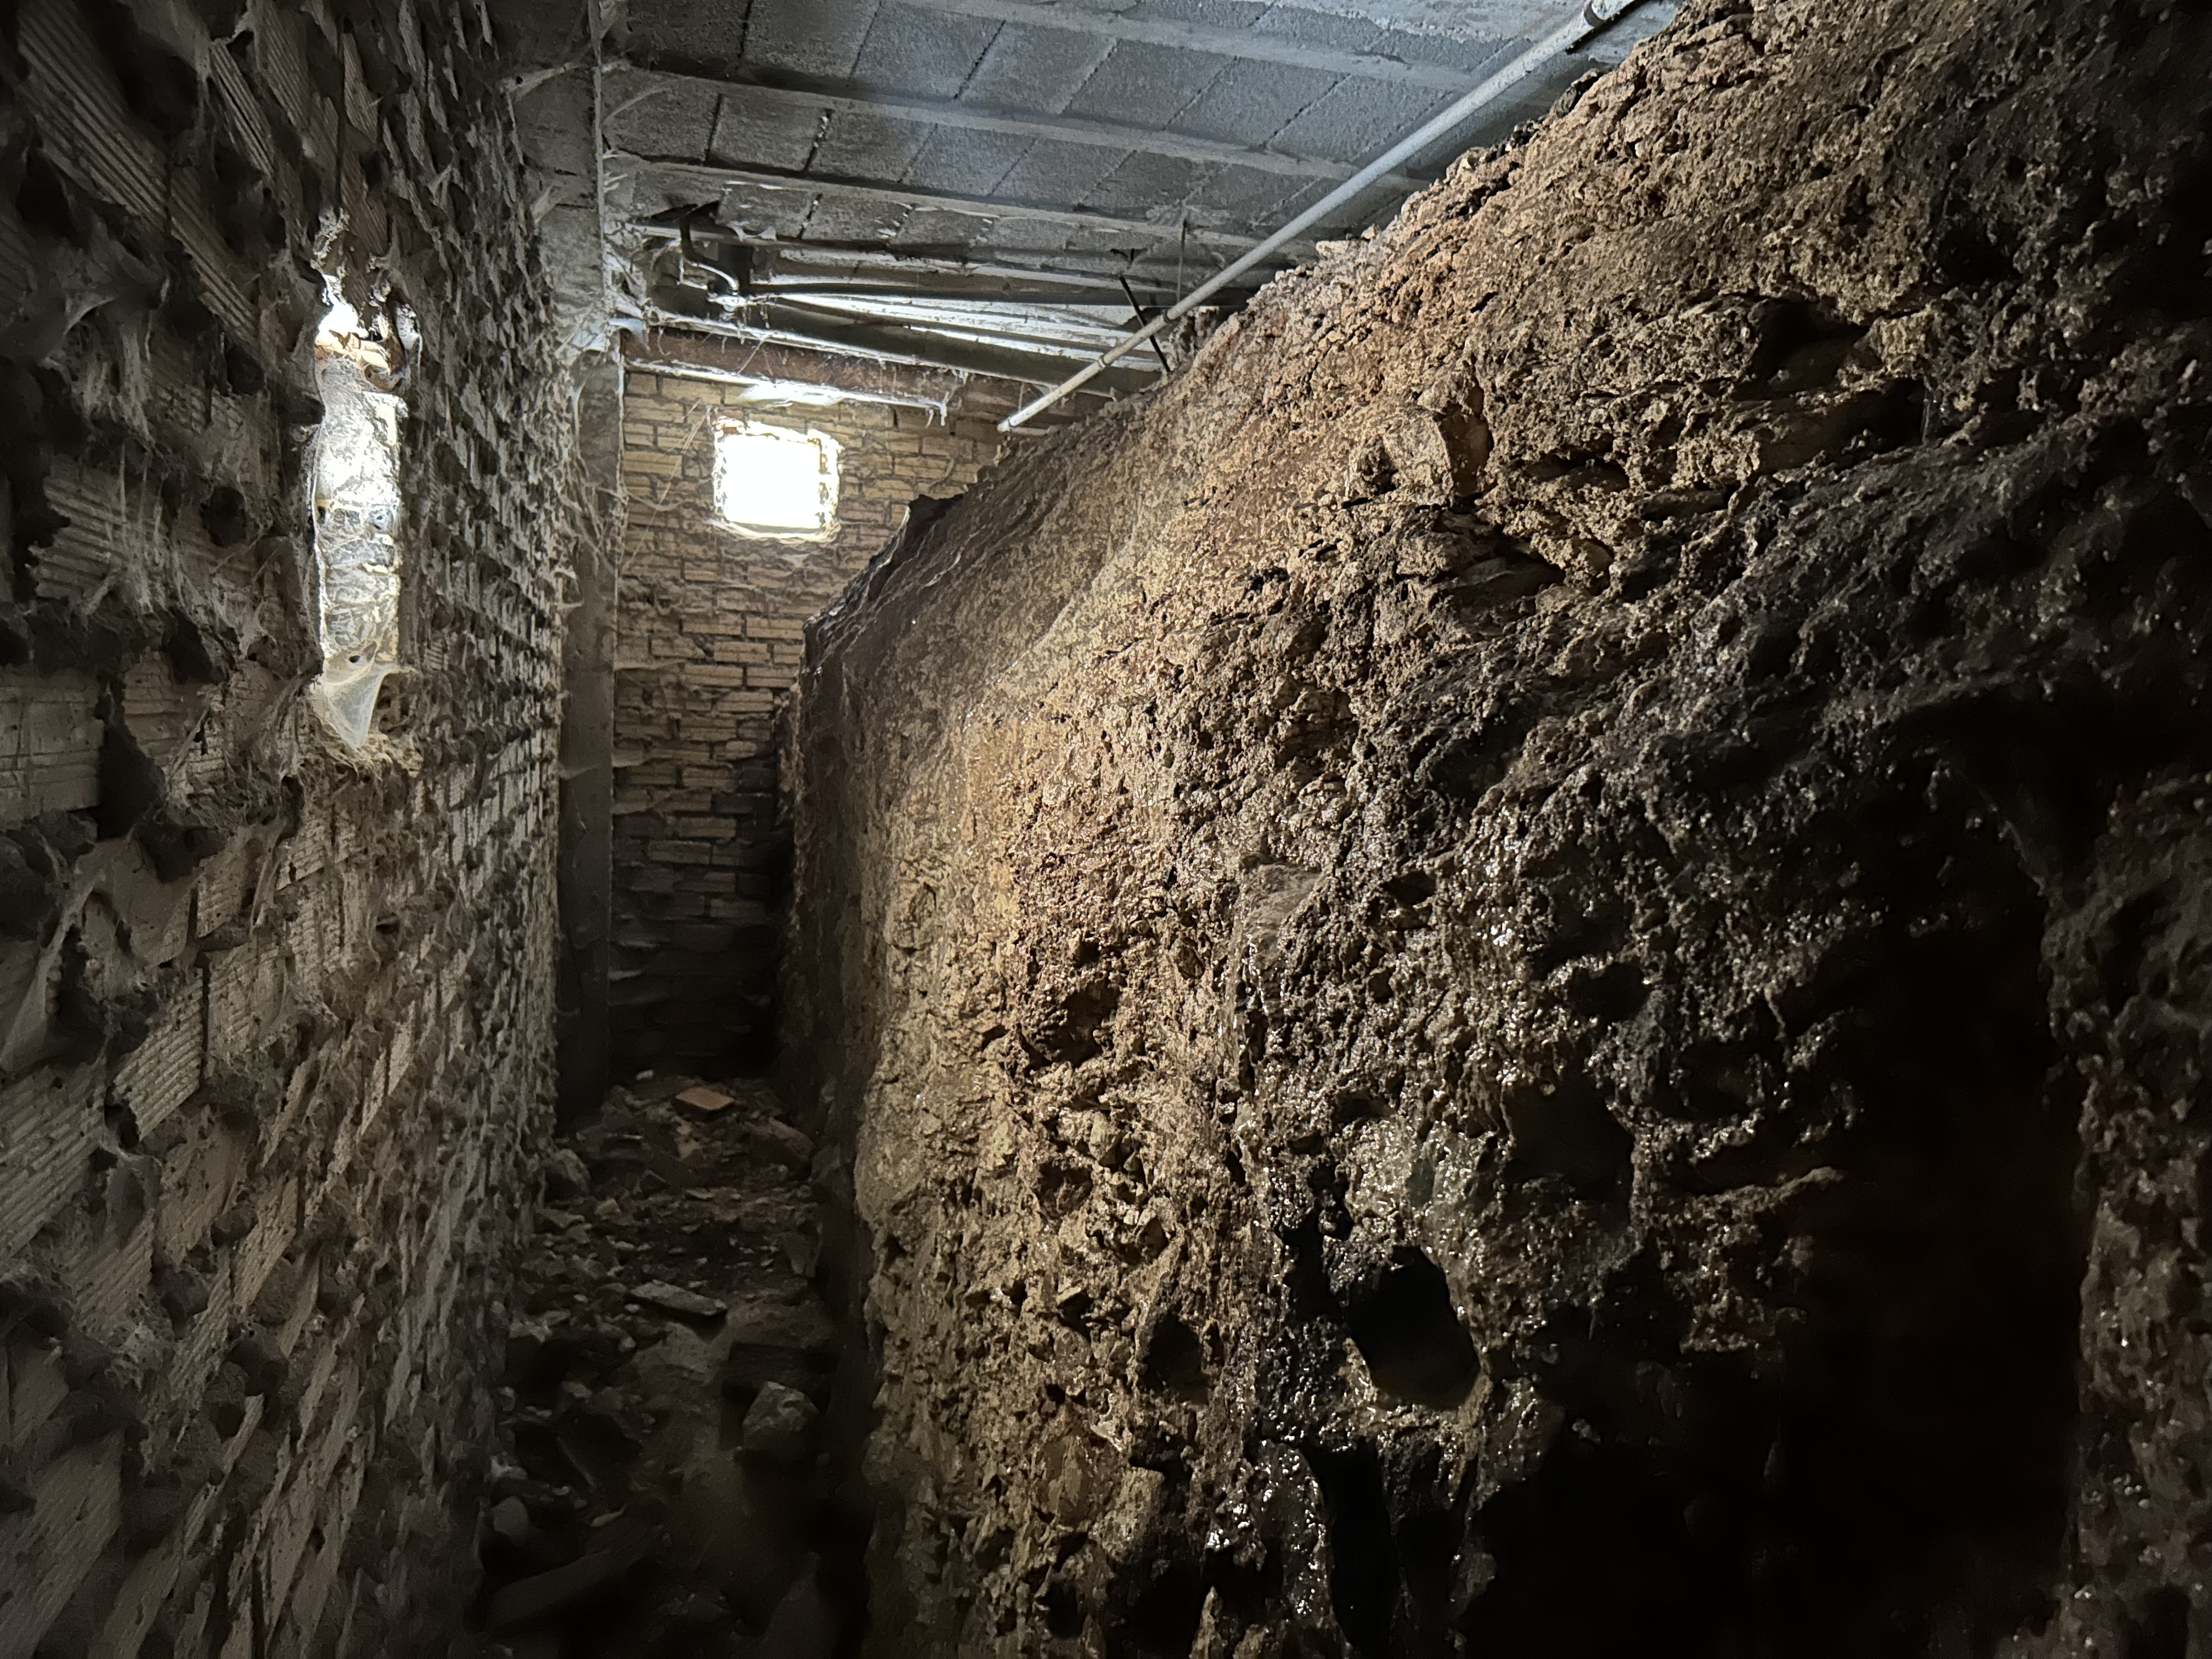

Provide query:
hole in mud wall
left=1043, top=1579, right=1086, bottom=1639
left=1461, top=1420, right=1734, bottom=1657
left=1342, top=1248, right=1479, bottom=1408
left=2126, top=1588, right=2193, bottom=1659
left=1139, top=1314, right=1210, bottom=1402
left=1312, top=1448, right=1400, bottom=1657
left=1120, top=1560, right=1210, bottom=1658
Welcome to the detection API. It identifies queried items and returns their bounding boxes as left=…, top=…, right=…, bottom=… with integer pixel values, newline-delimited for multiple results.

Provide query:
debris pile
left=470, top=1077, right=858, bottom=1658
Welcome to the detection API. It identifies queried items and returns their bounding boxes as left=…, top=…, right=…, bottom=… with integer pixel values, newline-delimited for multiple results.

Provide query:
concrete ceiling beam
left=632, top=299, right=1158, bottom=393
left=891, top=0, right=1496, bottom=91
left=614, top=66, right=1436, bottom=192
left=635, top=227, right=1292, bottom=296
left=610, top=155, right=1317, bottom=253
left=624, top=331, right=1063, bottom=412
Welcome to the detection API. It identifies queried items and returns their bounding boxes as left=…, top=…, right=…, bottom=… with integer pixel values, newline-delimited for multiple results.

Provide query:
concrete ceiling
left=497, top=0, right=1676, bottom=399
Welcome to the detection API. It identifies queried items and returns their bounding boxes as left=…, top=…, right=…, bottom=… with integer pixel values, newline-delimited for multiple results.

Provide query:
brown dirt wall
left=786, top=1, right=2212, bottom=1654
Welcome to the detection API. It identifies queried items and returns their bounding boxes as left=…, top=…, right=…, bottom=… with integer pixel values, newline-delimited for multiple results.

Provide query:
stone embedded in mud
left=635, top=1325, right=720, bottom=1395
left=488, top=1496, right=533, bottom=1545
left=483, top=1517, right=656, bottom=1632
left=740, top=1381, right=820, bottom=1466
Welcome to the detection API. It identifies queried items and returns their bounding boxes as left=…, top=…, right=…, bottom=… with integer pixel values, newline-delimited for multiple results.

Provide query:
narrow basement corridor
left=2, top=2, right=2211, bottom=1658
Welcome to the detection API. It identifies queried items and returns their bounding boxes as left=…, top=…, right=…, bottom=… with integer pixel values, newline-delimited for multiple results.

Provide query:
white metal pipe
left=997, top=0, right=1650, bottom=432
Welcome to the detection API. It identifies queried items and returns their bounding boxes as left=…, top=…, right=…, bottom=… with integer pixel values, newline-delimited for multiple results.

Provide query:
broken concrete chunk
left=488, top=1495, right=533, bottom=1544
left=636, top=1324, right=720, bottom=1394
left=675, top=1084, right=736, bottom=1113
left=720, top=1338, right=833, bottom=1406
left=483, top=1517, right=655, bottom=1631
left=749, top=1117, right=815, bottom=1173
left=544, top=1149, right=591, bottom=1200
left=741, top=1380, right=820, bottom=1466
left=627, top=1281, right=726, bottom=1321
left=779, top=1230, right=821, bottom=1277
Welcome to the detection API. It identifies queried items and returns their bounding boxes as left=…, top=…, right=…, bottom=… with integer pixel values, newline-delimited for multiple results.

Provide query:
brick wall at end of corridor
left=612, top=370, right=1006, bottom=1073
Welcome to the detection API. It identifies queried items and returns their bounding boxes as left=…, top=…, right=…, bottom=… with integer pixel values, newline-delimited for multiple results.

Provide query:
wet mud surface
left=784, top=0, right=2212, bottom=1654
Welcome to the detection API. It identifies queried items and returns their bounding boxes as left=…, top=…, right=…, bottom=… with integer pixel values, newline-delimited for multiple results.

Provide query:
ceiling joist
left=625, top=332, right=1045, bottom=415
left=892, top=0, right=1499, bottom=92
left=614, top=67, right=1436, bottom=193
left=634, top=299, right=1160, bottom=393
left=612, top=155, right=1314, bottom=255
left=631, top=224, right=1283, bottom=299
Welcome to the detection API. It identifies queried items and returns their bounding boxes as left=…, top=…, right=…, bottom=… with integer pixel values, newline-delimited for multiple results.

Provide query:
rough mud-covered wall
left=0, top=3, right=581, bottom=1655
left=612, top=368, right=1003, bottom=1074
left=788, top=1, right=2212, bottom=1654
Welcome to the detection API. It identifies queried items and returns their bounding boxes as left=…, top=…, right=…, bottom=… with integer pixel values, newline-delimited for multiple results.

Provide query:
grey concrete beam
left=768, top=293, right=1132, bottom=356
left=629, top=331, right=1009, bottom=408
left=633, top=300, right=1157, bottom=392
left=747, top=299, right=1159, bottom=379
left=611, top=154, right=1305, bottom=252
left=613, top=66, right=1435, bottom=190
left=893, top=0, right=1493, bottom=91
left=631, top=226, right=1293, bottom=307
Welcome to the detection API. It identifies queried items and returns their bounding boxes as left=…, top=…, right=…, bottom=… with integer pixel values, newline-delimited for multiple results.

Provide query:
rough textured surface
left=787, top=1, right=2212, bottom=1653
left=612, top=364, right=1005, bottom=1073
left=0, top=2, right=586, bottom=1654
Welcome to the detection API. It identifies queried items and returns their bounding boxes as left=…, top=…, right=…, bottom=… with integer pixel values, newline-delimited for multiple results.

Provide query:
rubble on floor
left=470, top=1076, right=859, bottom=1658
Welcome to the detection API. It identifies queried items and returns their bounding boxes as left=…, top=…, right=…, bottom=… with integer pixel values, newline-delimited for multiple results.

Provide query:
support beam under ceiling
left=637, top=298, right=1159, bottom=394
left=893, top=0, right=1502, bottom=92
left=611, top=68, right=1436, bottom=194
left=633, top=225, right=1283, bottom=300
left=614, top=156, right=1311, bottom=255
left=624, top=331, right=1090, bottom=417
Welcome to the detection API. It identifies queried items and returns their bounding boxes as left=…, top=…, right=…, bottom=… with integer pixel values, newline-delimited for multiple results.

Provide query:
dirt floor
left=470, top=1077, right=862, bottom=1658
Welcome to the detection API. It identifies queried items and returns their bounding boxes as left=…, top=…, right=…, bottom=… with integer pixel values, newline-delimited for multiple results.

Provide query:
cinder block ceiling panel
left=560, top=0, right=1678, bottom=377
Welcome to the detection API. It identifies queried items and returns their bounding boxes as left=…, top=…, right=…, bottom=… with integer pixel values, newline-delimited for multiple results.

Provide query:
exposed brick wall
left=611, top=367, right=1006, bottom=1074
left=0, top=3, right=588, bottom=1656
